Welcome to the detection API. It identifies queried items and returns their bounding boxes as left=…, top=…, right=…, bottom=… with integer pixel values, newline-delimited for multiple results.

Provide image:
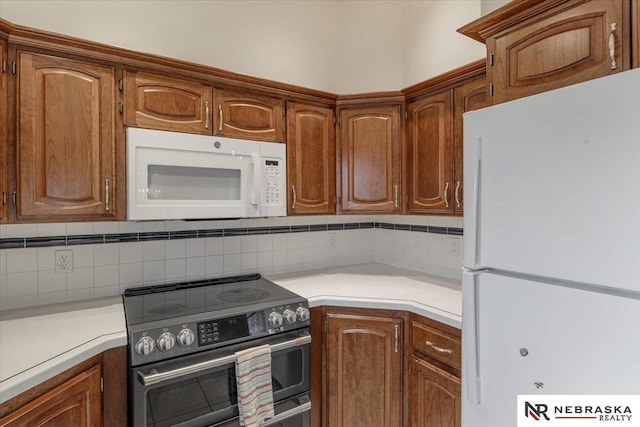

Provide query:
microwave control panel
left=264, top=159, right=282, bottom=206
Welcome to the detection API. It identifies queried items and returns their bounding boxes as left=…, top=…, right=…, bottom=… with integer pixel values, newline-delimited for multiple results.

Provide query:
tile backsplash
left=0, top=215, right=463, bottom=310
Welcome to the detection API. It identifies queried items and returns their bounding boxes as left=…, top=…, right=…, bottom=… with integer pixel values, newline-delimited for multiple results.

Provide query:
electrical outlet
left=448, top=237, right=458, bottom=254
left=328, top=232, right=337, bottom=247
left=55, top=250, right=73, bottom=274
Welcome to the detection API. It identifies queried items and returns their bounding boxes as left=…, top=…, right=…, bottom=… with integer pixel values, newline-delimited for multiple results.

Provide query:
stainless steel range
left=122, top=273, right=311, bottom=427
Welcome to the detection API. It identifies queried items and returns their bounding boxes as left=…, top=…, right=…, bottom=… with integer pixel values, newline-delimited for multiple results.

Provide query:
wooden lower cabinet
left=0, top=365, right=102, bottom=427
left=0, top=347, right=126, bottom=427
left=325, top=309, right=403, bottom=427
left=409, top=356, right=461, bottom=427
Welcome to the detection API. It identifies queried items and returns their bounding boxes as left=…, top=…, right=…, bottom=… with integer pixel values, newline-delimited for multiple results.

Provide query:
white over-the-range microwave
left=126, top=128, right=286, bottom=220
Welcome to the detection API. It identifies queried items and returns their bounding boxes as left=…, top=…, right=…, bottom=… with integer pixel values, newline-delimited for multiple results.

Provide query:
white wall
left=402, top=1, right=485, bottom=88
left=0, top=0, right=484, bottom=93
left=481, top=0, right=511, bottom=16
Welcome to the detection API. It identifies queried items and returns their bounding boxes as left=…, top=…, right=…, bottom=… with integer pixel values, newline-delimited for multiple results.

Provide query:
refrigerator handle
left=463, top=136, right=483, bottom=268
left=462, top=271, right=482, bottom=404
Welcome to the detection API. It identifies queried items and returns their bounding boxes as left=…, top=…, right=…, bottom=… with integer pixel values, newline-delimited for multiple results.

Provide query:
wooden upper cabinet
left=453, top=76, right=488, bottom=214
left=326, top=311, right=403, bottom=427
left=124, top=70, right=213, bottom=134
left=634, top=0, right=639, bottom=68
left=339, top=105, right=402, bottom=213
left=17, top=51, right=118, bottom=221
left=406, top=92, right=453, bottom=214
left=0, top=364, right=102, bottom=427
left=466, top=0, right=631, bottom=104
left=409, top=355, right=461, bottom=427
left=214, top=88, right=284, bottom=142
left=0, top=39, right=7, bottom=223
left=286, top=102, right=336, bottom=215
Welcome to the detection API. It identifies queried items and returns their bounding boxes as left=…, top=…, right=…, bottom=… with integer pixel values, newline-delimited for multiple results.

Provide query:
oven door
left=130, top=329, right=310, bottom=427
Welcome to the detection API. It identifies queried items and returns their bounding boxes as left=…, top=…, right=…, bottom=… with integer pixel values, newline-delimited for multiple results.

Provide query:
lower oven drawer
left=213, top=393, right=311, bottom=427
left=131, top=329, right=310, bottom=427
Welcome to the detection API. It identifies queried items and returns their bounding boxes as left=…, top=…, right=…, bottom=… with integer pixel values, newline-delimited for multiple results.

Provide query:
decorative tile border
left=0, top=222, right=463, bottom=249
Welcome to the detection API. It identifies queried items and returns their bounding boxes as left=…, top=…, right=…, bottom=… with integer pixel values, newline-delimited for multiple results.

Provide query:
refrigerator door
left=463, top=69, right=640, bottom=293
left=462, top=271, right=640, bottom=427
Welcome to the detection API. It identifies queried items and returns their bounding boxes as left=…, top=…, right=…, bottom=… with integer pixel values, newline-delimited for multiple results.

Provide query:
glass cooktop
left=122, top=274, right=302, bottom=326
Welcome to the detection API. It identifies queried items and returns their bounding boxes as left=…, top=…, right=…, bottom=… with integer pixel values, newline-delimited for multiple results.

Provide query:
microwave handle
left=251, top=156, right=261, bottom=206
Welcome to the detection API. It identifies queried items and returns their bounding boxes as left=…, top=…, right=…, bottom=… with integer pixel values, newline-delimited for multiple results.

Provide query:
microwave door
left=129, top=146, right=260, bottom=220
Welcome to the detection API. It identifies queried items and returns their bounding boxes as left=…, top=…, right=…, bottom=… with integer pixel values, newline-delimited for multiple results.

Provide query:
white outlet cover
left=55, top=249, right=73, bottom=274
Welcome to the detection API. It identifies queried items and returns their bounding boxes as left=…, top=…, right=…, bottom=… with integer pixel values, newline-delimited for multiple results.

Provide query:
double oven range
left=122, top=274, right=311, bottom=427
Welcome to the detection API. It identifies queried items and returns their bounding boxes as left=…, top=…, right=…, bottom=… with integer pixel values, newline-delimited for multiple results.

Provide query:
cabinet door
left=406, top=92, right=453, bottom=214
left=0, top=364, right=101, bottom=426
left=453, top=77, right=487, bottom=214
left=286, top=102, right=335, bottom=215
left=0, top=39, right=7, bottom=223
left=409, top=355, right=460, bottom=427
left=215, top=89, right=284, bottom=142
left=490, top=0, right=629, bottom=103
left=326, top=312, right=403, bottom=427
left=339, top=106, right=401, bottom=213
left=17, top=51, right=117, bottom=221
left=124, top=70, right=213, bottom=134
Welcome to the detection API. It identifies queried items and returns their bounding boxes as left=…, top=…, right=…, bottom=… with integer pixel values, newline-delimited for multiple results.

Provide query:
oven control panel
left=128, top=301, right=310, bottom=366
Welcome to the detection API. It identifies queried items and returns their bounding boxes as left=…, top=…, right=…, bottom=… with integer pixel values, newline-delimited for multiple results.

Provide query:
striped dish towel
left=235, top=344, right=275, bottom=427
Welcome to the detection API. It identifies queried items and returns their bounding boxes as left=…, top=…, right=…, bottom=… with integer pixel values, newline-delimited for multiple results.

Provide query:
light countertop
left=270, top=263, right=462, bottom=329
left=0, top=263, right=460, bottom=405
left=0, top=297, right=127, bottom=404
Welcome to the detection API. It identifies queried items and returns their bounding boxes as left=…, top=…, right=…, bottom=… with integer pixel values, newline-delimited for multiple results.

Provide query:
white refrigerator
left=462, top=68, right=640, bottom=426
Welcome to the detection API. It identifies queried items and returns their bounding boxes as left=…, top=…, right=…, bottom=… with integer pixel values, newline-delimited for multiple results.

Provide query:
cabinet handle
left=218, top=104, right=223, bottom=131
left=393, top=185, right=399, bottom=208
left=1, top=192, right=5, bottom=206
left=455, top=181, right=461, bottom=208
left=291, top=185, right=297, bottom=210
left=444, top=182, right=450, bottom=208
left=105, top=179, right=110, bottom=211
left=204, top=101, right=210, bottom=129
left=609, top=23, right=618, bottom=70
left=425, top=340, right=453, bottom=355
left=12, top=191, right=16, bottom=206
left=394, top=325, right=399, bottom=353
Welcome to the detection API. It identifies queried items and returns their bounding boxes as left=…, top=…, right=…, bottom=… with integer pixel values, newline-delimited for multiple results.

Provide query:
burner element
left=147, top=303, right=188, bottom=316
left=217, top=289, right=269, bottom=303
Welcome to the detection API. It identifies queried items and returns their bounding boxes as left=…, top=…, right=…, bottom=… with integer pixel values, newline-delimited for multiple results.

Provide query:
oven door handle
left=260, top=401, right=311, bottom=426
left=138, top=333, right=311, bottom=387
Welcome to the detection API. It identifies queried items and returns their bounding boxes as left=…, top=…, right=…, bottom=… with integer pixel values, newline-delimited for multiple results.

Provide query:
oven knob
left=268, top=311, right=284, bottom=328
left=283, top=309, right=297, bottom=325
left=157, top=332, right=176, bottom=352
left=296, top=307, right=310, bottom=322
left=177, top=328, right=195, bottom=347
left=135, top=336, right=156, bottom=356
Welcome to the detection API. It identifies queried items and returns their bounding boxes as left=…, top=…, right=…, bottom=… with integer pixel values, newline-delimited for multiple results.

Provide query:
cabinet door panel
left=286, top=102, right=335, bottom=215
left=340, top=106, right=401, bottom=213
left=409, top=356, right=461, bottom=427
left=124, top=70, right=213, bottom=134
left=454, top=77, right=487, bottom=214
left=0, top=39, right=7, bottom=223
left=492, top=0, right=628, bottom=103
left=0, top=364, right=101, bottom=427
left=326, top=313, right=402, bottom=427
left=215, top=89, right=284, bottom=142
left=407, top=92, right=453, bottom=214
left=18, top=52, right=116, bottom=220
